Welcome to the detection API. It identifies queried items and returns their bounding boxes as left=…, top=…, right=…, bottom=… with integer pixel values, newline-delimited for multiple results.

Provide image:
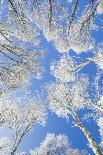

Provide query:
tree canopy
left=0, top=0, right=103, bottom=155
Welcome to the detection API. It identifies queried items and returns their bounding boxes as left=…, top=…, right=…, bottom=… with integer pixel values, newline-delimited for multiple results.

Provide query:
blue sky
left=17, top=27, right=102, bottom=154
left=0, top=0, right=103, bottom=154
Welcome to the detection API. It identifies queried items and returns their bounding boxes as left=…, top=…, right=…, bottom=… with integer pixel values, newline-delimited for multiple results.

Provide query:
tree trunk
left=72, top=112, right=102, bottom=155
left=11, top=137, right=23, bottom=155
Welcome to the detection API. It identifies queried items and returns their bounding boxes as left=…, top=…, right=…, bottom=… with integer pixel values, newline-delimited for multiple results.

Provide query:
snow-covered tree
left=0, top=90, right=47, bottom=155
left=50, top=55, right=77, bottom=82
left=0, top=0, right=102, bottom=91
left=97, top=1, right=103, bottom=14
left=0, top=0, right=44, bottom=91
left=97, top=117, right=103, bottom=150
left=30, top=133, right=85, bottom=155
left=0, top=0, right=103, bottom=155
left=0, top=137, right=11, bottom=155
left=47, top=72, right=103, bottom=154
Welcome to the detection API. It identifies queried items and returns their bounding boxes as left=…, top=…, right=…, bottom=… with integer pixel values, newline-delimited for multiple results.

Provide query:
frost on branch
left=68, top=22, right=94, bottom=53
left=47, top=75, right=89, bottom=118
left=0, top=91, right=47, bottom=154
left=94, top=48, right=103, bottom=69
left=43, top=19, right=70, bottom=53
left=97, top=117, right=103, bottom=149
left=0, top=2, right=44, bottom=89
left=0, top=137, right=11, bottom=155
left=0, top=93, right=47, bottom=130
left=67, top=2, right=96, bottom=53
left=0, top=97, right=21, bottom=128
left=96, top=95, right=103, bottom=112
left=30, top=133, right=84, bottom=155
left=0, top=45, right=43, bottom=88
left=7, top=0, right=39, bottom=45
left=97, top=1, right=103, bottom=14
left=26, top=0, right=70, bottom=53
left=50, top=55, right=76, bottom=82
left=0, top=22, right=15, bottom=44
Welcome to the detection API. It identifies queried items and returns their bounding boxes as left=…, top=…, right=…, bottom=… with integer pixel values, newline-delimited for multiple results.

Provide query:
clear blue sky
left=0, top=1, right=103, bottom=154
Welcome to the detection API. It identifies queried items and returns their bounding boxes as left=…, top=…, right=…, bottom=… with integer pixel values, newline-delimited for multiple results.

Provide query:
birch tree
left=12, top=133, right=86, bottom=155
left=97, top=117, right=103, bottom=150
left=30, top=133, right=86, bottom=155
left=0, top=0, right=44, bottom=92
left=47, top=71, right=103, bottom=155
left=0, top=90, right=47, bottom=155
left=44, top=1, right=103, bottom=152
left=0, top=137, right=11, bottom=155
left=0, top=0, right=102, bottom=90
left=0, top=0, right=103, bottom=155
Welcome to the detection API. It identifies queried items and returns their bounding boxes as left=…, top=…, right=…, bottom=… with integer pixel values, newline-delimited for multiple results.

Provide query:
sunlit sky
left=0, top=0, right=103, bottom=154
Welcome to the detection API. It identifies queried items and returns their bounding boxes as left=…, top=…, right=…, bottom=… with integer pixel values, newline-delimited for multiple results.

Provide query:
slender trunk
left=49, top=0, right=52, bottom=27
left=11, top=134, right=24, bottom=155
left=72, top=112, right=102, bottom=155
